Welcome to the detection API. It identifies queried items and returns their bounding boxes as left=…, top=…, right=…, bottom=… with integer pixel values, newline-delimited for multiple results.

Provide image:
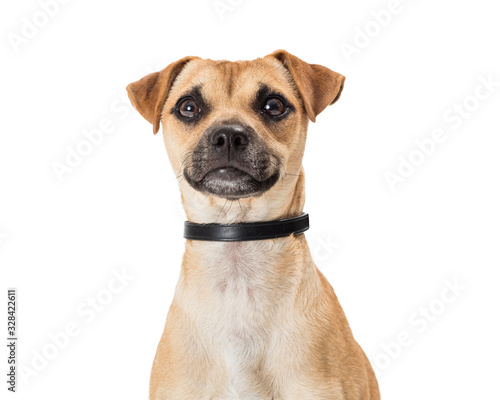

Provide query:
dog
left=127, top=50, right=380, bottom=400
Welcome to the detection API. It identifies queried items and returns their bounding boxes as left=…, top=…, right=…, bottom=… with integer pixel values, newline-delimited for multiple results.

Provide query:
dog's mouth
left=183, top=163, right=281, bottom=199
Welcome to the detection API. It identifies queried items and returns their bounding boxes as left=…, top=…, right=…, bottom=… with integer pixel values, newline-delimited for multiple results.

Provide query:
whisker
left=199, top=193, right=210, bottom=206
left=226, top=200, right=233, bottom=217
left=216, top=199, right=229, bottom=222
left=258, top=71, right=272, bottom=85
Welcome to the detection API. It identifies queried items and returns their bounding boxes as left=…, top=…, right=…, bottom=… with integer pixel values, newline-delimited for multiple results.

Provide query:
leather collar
left=183, top=213, right=309, bottom=242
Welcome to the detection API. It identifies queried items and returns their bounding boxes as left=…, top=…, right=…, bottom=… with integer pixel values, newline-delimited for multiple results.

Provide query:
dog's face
left=127, top=50, right=344, bottom=208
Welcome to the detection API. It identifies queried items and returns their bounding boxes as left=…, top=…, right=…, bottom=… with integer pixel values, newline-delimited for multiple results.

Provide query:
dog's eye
left=263, top=98, right=285, bottom=116
left=178, top=98, right=200, bottom=118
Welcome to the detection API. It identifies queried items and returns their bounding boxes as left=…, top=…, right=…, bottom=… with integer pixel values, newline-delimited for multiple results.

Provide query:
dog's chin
left=184, top=167, right=280, bottom=199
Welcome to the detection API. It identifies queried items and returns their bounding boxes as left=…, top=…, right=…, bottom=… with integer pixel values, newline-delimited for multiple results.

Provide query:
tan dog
left=127, top=50, right=380, bottom=400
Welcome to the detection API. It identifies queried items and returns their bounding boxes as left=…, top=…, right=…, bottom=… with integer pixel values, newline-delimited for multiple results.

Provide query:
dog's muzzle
left=183, top=122, right=281, bottom=199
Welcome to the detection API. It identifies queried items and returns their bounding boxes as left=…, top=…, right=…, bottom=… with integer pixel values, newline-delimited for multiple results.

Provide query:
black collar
left=184, top=213, right=309, bottom=242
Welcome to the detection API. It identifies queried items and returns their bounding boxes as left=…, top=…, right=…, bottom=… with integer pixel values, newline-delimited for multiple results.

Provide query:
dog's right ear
left=126, top=56, right=197, bottom=134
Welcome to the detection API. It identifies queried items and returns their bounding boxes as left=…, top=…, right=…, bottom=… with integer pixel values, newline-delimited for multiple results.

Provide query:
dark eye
left=263, top=97, right=285, bottom=116
left=178, top=98, right=200, bottom=118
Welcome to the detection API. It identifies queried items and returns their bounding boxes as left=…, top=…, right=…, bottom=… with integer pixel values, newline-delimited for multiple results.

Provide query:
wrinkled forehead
left=169, top=58, right=299, bottom=108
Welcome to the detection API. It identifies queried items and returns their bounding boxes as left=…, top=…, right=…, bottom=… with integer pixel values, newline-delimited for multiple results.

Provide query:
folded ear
left=126, top=56, right=197, bottom=134
left=266, top=50, right=345, bottom=122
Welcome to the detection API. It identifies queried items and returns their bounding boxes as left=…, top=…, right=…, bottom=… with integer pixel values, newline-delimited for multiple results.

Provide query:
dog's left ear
left=266, top=50, right=345, bottom=122
left=126, top=56, right=197, bottom=134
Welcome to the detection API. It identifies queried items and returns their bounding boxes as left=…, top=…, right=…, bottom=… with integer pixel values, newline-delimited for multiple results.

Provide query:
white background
left=1, top=0, right=499, bottom=399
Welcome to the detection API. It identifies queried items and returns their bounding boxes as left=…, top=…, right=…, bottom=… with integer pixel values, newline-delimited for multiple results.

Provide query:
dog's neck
left=177, top=168, right=312, bottom=306
left=180, top=168, right=306, bottom=225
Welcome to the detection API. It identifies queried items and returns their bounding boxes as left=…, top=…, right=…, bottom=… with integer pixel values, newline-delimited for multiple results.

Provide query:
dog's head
left=127, top=50, right=344, bottom=220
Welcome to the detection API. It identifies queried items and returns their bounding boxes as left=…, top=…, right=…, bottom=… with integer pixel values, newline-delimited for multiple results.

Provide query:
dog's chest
left=203, top=242, right=282, bottom=325
left=197, top=242, right=290, bottom=399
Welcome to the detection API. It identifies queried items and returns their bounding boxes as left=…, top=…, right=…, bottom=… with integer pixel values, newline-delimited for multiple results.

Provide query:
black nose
left=210, top=124, right=249, bottom=160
